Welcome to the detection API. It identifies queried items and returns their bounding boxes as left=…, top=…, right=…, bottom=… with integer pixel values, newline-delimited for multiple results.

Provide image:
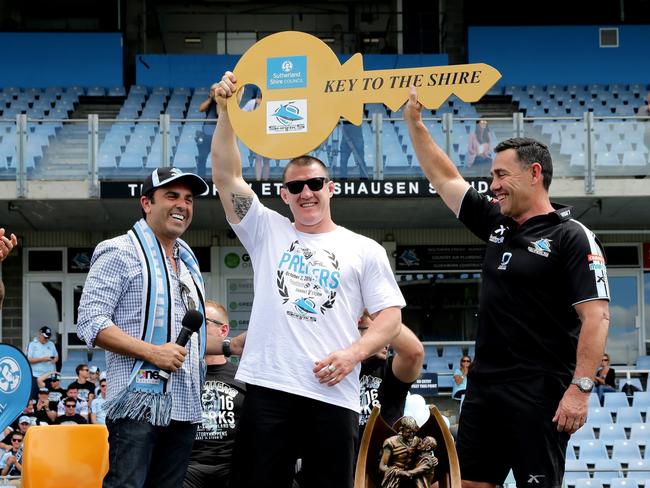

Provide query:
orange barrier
left=22, top=424, right=109, bottom=488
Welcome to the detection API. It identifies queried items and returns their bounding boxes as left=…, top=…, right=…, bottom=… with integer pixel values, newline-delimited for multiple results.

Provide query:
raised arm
left=403, top=87, right=470, bottom=216
left=211, top=71, right=256, bottom=224
left=198, top=86, right=216, bottom=113
left=390, top=324, right=425, bottom=384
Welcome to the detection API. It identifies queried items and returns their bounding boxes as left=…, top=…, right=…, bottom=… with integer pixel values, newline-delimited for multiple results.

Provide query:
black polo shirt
left=459, top=188, right=610, bottom=384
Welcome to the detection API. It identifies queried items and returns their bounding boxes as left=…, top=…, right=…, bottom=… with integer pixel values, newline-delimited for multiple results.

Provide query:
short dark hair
left=494, top=137, right=553, bottom=191
left=282, top=155, right=328, bottom=182
left=75, top=363, right=88, bottom=375
left=140, top=189, right=156, bottom=219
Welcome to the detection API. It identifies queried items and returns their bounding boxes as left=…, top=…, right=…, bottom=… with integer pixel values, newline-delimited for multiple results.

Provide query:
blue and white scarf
left=104, top=219, right=206, bottom=426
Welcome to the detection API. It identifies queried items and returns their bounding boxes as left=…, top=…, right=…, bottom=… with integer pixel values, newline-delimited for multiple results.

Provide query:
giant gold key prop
left=227, top=31, right=502, bottom=160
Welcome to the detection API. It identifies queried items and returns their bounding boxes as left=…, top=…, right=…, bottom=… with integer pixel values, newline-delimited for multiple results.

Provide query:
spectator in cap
left=34, top=387, right=56, bottom=424
left=26, top=326, right=58, bottom=400
left=88, top=365, right=101, bottom=395
left=67, top=363, right=96, bottom=404
left=37, top=371, right=66, bottom=411
left=77, top=167, right=236, bottom=488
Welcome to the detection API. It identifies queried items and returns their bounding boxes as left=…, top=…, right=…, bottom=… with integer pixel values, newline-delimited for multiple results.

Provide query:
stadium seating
left=0, top=82, right=647, bottom=181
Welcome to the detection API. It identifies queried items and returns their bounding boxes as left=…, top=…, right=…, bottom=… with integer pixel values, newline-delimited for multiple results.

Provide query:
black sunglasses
left=283, top=177, right=328, bottom=195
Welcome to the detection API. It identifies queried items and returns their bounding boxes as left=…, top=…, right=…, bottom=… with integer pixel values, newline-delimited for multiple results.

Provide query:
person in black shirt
left=38, top=371, right=66, bottom=411
left=358, top=311, right=424, bottom=438
left=594, top=352, right=616, bottom=403
left=404, top=88, right=610, bottom=488
left=67, top=363, right=96, bottom=404
left=55, top=400, right=88, bottom=425
left=184, top=301, right=246, bottom=488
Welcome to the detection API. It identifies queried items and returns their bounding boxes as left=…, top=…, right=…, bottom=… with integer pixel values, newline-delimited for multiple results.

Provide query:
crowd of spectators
left=0, top=358, right=109, bottom=483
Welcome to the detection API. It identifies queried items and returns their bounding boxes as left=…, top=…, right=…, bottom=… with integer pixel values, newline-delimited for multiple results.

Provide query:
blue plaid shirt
left=77, top=233, right=203, bottom=423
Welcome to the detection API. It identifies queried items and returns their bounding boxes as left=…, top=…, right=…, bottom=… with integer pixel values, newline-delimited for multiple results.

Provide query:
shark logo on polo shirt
left=528, top=238, right=552, bottom=257
left=489, top=225, right=508, bottom=244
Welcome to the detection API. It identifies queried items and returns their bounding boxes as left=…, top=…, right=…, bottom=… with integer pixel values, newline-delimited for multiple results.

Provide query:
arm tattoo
left=232, top=193, right=253, bottom=219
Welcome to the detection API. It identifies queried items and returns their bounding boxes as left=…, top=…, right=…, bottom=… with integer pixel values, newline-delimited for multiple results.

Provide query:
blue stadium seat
left=566, top=445, right=577, bottom=460
left=587, top=407, right=613, bottom=424
left=440, top=345, right=464, bottom=361
left=564, top=460, right=589, bottom=485
left=599, top=424, right=627, bottom=445
left=426, top=359, right=453, bottom=373
left=574, top=479, right=603, bottom=488
left=632, top=392, right=650, bottom=408
left=98, top=153, right=117, bottom=169
left=611, top=439, right=642, bottom=461
left=608, top=480, right=639, bottom=488
left=592, top=459, right=622, bottom=480
left=589, top=393, right=601, bottom=408
left=615, top=407, right=644, bottom=425
left=577, top=439, right=608, bottom=462
left=129, top=85, right=148, bottom=95
left=87, top=86, right=106, bottom=97
left=635, top=356, right=650, bottom=370
left=624, top=460, right=650, bottom=480
left=620, top=378, right=644, bottom=394
left=629, top=423, right=650, bottom=443
left=108, top=86, right=126, bottom=97
left=623, top=152, right=647, bottom=167
left=605, top=393, right=631, bottom=409
left=572, top=425, right=596, bottom=441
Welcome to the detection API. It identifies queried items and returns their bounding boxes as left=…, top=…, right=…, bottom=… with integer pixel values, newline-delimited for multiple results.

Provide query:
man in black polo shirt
left=404, top=88, right=610, bottom=488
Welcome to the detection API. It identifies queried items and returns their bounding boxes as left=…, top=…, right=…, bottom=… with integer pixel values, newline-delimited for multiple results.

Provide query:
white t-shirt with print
left=231, top=196, right=405, bottom=412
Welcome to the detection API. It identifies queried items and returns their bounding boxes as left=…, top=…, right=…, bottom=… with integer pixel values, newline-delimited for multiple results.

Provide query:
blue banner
left=0, top=344, right=33, bottom=432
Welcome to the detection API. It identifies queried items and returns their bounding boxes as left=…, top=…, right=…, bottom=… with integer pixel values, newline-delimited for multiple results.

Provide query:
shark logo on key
left=272, top=102, right=303, bottom=125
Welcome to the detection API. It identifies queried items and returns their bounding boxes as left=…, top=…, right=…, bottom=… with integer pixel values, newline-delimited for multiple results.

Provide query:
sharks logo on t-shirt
left=276, top=240, right=341, bottom=322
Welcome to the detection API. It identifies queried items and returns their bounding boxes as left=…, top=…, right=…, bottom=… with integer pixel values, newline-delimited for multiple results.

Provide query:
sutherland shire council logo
left=282, top=60, right=293, bottom=72
left=0, top=357, right=22, bottom=393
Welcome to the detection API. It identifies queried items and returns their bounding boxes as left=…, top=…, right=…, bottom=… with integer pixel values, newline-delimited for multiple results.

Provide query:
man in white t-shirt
left=211, top=71, right=405, bottom=488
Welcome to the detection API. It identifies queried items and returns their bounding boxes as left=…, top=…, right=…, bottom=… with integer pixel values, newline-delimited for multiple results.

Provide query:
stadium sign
left=100, top=178, right=492, bottom=199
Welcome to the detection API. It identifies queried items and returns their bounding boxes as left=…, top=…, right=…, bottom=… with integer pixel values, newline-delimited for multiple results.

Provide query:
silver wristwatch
left=571, top=377, right=595, bottom=393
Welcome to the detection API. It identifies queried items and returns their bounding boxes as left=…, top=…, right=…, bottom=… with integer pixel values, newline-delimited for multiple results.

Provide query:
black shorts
left=456, top=375, right=569, bottom=487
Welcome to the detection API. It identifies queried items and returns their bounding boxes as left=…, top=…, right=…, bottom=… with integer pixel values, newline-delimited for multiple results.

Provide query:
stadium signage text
left=101, top=178, right=491, bottom=199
